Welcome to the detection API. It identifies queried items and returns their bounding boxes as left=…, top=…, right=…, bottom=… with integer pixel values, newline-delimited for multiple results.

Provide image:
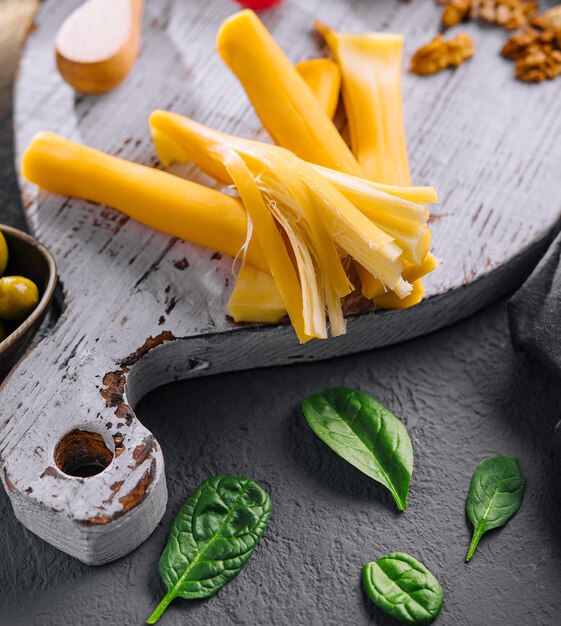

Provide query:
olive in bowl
left=0, top=225, right=57, bottom=379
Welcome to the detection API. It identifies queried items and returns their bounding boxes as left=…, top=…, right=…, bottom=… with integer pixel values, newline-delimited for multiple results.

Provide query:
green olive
left=0, top=231, right=7, bottom=275
left=0, top=319, right=6, bottom=343
left=0, top=276, right=40, bottom=321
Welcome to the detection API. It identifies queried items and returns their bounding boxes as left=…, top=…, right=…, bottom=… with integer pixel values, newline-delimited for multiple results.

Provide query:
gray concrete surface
left=1, top=1, right=561, bottom=624
left=1, top=300, right=561, bottom=625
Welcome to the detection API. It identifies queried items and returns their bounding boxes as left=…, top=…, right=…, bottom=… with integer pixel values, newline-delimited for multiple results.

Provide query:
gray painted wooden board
left=1, top=0, right=560, bottom=564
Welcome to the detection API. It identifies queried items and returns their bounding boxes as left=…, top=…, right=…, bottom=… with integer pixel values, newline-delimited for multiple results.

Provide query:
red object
left=234, top=0, right=283, bottom=10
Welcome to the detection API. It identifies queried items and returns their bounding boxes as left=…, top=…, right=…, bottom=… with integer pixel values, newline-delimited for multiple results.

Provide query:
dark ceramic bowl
left=0, top=224, right=57, bottom=379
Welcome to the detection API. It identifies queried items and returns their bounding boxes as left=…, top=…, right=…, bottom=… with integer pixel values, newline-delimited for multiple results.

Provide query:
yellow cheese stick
left=151, top=110, right=436, bottom=208
left=359, top=253, right=440, bottom=299
left=21, top=131, right=268, bottom=272
left=313, top=23, right=437, bottom=306
left=296, top=59, right=341, bottom=120
left=221, top=148, right=313, bottom=343
left=401, top=252, right=440, bottom=284
left=150, top=111, right=411, bottom=297
left=227, top=59, right=344, bottom=330
left=316, top=22, right=411, bottom=186
left=229, top=50, right=435, bottom=320
left=313, top=165, right=438, bottom=205
left=373, top=279, right=425, bottom=309
left=217, top=10, right=362, bottom=175
left=232, top=258, right=432, bottom=322
left=227, top=264, right=286, bottom=324
left=258, top=148, right=352, bottom=299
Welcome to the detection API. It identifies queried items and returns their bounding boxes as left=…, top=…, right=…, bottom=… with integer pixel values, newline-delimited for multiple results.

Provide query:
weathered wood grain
left=1, top=0, right=560, bottom=564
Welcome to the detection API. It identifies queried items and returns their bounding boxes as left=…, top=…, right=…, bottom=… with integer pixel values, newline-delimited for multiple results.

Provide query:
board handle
left=0, top=300, right=301, bottom=565
left=0, top=326, right=171, bottom=565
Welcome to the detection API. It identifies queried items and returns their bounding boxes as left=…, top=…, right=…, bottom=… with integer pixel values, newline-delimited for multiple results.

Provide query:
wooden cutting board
left=1, top=0, right=560, bottom=565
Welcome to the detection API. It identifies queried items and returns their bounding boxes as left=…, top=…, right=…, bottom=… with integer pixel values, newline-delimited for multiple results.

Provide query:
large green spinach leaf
left=302, top=387, right=413, bottom=510
left=465, top=455, right=525, bottom=562
left=362, top=552, right=443, bottom=625
left=147, top=476, right=272, bottom=623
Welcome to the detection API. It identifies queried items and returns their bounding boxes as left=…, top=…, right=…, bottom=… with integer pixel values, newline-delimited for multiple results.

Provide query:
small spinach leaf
left=302, top=387, right=413, bottom=510
left=362, top=552, right=443, bottom=625
left=465, top=455, right=525, bottom=562
left=147, top=476, right=272, bottom=623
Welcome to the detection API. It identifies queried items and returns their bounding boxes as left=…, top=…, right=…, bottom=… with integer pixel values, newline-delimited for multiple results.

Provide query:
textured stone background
left=1, top=1, right=561, bottom=625
left=1, top=300, right=561, bottom=625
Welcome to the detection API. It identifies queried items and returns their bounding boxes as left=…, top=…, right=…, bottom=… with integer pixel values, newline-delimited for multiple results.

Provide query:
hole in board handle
left=54, top=429, right=114, bottom=478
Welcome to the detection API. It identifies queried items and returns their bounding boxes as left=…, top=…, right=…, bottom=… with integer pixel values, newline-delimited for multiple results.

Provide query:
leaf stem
left=146, top=592, right=175, bottom=624
left=465, top=527, right=483, bottom=562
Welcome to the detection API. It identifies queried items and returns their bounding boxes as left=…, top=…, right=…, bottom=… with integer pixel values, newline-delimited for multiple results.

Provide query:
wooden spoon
left=55, top=0, right=144, bottom=94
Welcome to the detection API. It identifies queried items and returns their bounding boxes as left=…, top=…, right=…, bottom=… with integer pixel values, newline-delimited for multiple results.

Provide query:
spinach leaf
left=362, top=552, right=443, bottom=625
left=147, top=476, right=272, bottom=623
left=465, top=455, right=525, bottom=562
left=302, top=387, right=413, bottom=510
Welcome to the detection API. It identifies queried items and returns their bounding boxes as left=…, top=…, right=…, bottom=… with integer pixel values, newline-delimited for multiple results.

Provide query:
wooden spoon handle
left=55, top=0, right=145, bottom=94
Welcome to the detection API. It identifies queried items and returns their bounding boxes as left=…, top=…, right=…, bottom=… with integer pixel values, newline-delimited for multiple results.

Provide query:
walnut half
left=440, top=0, right=538, bottom=30
left=502, top=21, right=561, bottom=82
left=531, top=5, right=561, bottom=32
left=442, top=0, right=472, bottom=29
left=410, top=33, right=476, bottom=75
